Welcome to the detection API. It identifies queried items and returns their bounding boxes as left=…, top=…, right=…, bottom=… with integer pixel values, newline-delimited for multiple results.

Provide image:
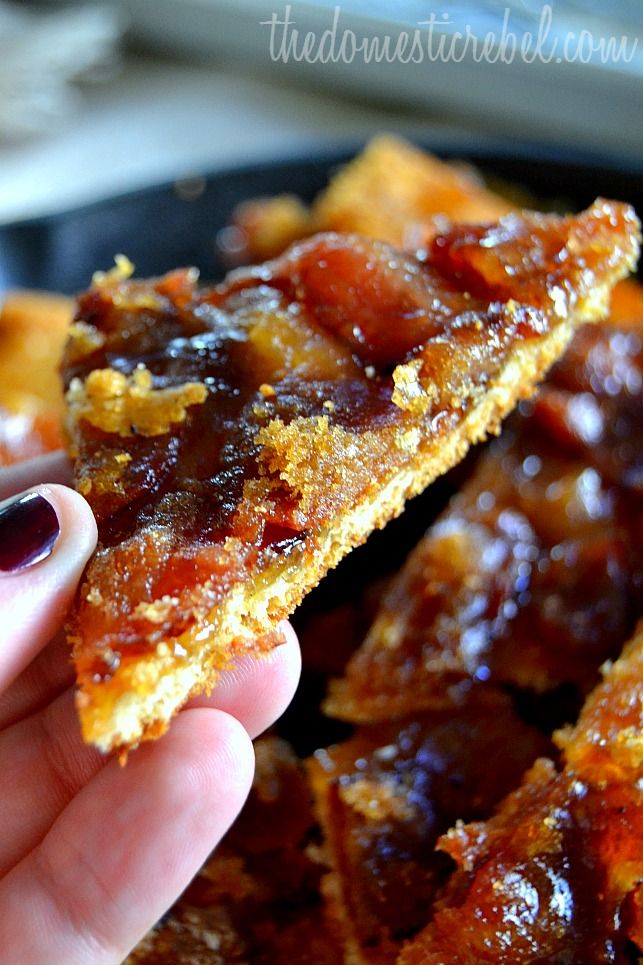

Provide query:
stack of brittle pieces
left=128, top=138, right=643, bottom=965
left=3, top=136, right=642, bottom=963
left=126, top=138, right=643, bottom=964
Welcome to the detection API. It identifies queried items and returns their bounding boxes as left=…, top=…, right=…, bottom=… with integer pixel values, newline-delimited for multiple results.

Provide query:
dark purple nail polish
left=0, top=493, right=60, bottom=573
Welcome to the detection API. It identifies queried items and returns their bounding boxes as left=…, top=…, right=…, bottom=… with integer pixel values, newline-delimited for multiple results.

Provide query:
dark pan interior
left=1, top=140, right=641, bottom=295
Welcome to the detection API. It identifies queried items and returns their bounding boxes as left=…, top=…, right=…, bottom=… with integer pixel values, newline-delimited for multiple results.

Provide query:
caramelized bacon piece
left=127, top=737, right=342, bottom=964
left=530, top=323, right=643, bottom=494
left=328, top=323, right=643, bottom=723
left=225, top=135, right=512, bottom=262
left=399, top=625, right=643, bottom=965
left=0, top=291, right=71, bottom=465
left=308, top=694, right=550, bottom=963
left=63, top=203, right=639, bottom=752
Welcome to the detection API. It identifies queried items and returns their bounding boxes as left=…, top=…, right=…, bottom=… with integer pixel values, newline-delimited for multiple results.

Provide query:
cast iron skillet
left=1, top=141, right=641, bottom=752
left=1, top=139, right=642, bottom=295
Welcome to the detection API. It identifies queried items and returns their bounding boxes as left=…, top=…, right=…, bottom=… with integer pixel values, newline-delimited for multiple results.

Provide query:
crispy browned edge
left=77, top=292, right=614, bottom=754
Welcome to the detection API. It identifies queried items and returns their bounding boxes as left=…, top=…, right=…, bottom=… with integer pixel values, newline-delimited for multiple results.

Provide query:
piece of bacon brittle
left=307, top=692, right=550, bottom=963
left=63, top=202, right=639, bottom=752
left=398, top=623, right=643, bottom=965
left=327, top=322, right=643, bottom=723
left=0, top=290, right=71, bottom=465
left=225, top=135, right=512, bottom=263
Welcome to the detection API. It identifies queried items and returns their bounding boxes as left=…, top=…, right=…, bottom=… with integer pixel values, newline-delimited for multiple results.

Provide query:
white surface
left=0, top=54, right=477, bottom=224
left=123, top=0, right=643, bottom=162
left=0, top=3, right=121, bottom=141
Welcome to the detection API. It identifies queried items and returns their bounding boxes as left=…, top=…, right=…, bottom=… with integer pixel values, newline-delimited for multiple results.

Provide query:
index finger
left=0, top=708, right=254, bottom=965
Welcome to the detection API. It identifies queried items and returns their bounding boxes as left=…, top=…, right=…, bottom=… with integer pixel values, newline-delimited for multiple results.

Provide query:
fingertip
left=171, top=707, right=256, bottom=806
left=98, top=708, right=257, bottom=925
left=267, top=620, right=303, bottom=712
left=187, top=622, right=302, bottom=739
left=0, top=483, right=97, bottom=578
left=277, top=618, right=302, bottom=658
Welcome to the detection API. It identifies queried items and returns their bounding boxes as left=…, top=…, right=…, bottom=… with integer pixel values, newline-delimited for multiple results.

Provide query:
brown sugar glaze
left=308, top=693, right=551, bottom=961
left=62, top=202, right=638, bottom=686
left=306, top=317, right=642, bottom=962
left=328, top=321, right=643, bottom=722
left=398, top=628, right=643, bottom=965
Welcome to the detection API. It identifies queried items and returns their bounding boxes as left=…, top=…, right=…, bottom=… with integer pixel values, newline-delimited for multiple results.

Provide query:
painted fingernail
left=0, top=492, right=60, bottom=572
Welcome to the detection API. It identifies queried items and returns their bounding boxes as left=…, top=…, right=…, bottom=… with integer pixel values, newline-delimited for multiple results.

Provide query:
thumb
left=0, top=485, right=97, bottom=693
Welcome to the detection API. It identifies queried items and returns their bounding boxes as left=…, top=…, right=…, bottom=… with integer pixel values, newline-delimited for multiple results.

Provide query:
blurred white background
left=0, top=0, right=641, bottom=223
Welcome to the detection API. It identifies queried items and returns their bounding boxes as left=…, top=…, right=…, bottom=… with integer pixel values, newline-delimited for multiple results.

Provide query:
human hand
left=0, top=452, right=301, bottom=964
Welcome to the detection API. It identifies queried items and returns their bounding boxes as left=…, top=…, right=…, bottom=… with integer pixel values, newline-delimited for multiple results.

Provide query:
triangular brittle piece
left=63, top=200, right=639, bottom=752
left=326, top=319, right=643, bottom=725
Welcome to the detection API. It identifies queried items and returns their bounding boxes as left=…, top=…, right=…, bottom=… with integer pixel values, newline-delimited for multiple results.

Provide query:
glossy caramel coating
left=308, top=695, right=550, bottom=962
left=63, top=202, right=639, bottom=739
left=328, top=322, right=643, bottom=723
left=399, top=627, right=643, bottom=965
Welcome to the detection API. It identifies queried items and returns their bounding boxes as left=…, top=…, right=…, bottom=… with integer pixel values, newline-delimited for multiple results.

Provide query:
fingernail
left=0, top=492, right=60, bottom=573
